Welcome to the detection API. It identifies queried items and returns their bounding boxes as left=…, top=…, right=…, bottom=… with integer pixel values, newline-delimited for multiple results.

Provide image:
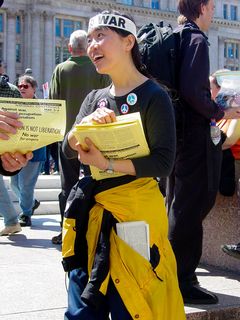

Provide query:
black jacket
left=177, top=21, right=224, bottom=126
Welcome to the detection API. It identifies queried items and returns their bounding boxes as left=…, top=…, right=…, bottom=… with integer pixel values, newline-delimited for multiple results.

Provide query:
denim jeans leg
left=10, top=162, right=42, bottom=216
left=107, top=279, right=132, bottom=320
left=64, top=268, right=109, bottom=320
left=0, top=175, right=18, bottom=226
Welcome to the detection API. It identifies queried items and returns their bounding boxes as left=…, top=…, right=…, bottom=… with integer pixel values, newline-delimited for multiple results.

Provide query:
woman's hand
left=81, top=107, right=116, bottom=124
left=1, top=151, right=33, bottom=172
left=75, top=138, right=136, bottom=176
left=76, top=138, right=108, bottom=170
left=0, top=110, right=23, bottom=140
left=68, top=108, right=116, bottom=151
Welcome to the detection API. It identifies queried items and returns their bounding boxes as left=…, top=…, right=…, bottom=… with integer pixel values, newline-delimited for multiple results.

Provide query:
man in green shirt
left=49, top=29, right=110, bottom=244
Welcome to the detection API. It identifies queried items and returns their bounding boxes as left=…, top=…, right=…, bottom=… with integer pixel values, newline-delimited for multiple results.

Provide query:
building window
left=63, top=19, right=74, bottom=38
left=224, top=42, right=239, bottom=59
left=228, top=43, right=234, bottom=58
left=55, top=18, right=83, bottom=65
left=63, top=47, right=70, bottom=61
left=16, top=16, right=21, bottom=34
left=224, top=41, right=240, bottom=71
left=75, top=21, right=82, bottom=30
left=55, top=18, right=61, bottom=37
left=16, top=44, right=21, bottom=62
left=55, top=19, right=83, bottom=37
left=0, top=14, right=3, bottom=32
left=152, top=0, right=159, bottom=9
left=230, top=5, right=237, bottom=21
left=55, top=46, right=61, bottom=64
left=223, top=4, right=228, bottom=19
left=120, top=0, right=133, bottom=4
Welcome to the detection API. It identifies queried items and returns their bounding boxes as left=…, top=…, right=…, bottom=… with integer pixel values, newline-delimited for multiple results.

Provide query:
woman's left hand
left=1, top=151, right=33, bottom=172
left=75, top=138, right=108, bottom=170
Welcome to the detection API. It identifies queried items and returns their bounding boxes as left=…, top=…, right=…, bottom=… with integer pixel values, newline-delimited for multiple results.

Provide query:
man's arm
left=49, top=67, right=60, bottom=99
left=179, top=34, right=224, bottom=121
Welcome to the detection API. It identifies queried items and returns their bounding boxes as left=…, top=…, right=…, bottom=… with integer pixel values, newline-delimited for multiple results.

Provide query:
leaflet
left=73, top=112, right=150, bottom=180
left=0, top=98, right=66, bottom=154
left=116, top=221, right=150, bottom=260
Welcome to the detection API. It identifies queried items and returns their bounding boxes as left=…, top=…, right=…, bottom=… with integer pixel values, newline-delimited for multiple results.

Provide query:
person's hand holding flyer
left=216, top=71, right=240, bottom=109
left=0, top=97, right=66, bottom=154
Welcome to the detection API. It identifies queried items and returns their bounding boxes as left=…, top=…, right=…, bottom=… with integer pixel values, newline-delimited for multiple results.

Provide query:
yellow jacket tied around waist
left=85, top=178, right=185, bottom=320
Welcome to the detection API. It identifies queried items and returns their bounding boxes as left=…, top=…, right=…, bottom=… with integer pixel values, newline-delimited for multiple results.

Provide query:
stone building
left=1, top=0, right=240, bottom=95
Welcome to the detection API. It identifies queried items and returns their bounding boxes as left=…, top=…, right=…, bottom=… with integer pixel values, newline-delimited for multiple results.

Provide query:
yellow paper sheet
left=73, top=112, right=150, bottom=180
left=0, top=97, right=66, bottom=154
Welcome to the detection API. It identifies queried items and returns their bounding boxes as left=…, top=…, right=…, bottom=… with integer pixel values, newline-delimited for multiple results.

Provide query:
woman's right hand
left=0, top=109, right=23, bottom=140
left=81, top=107, right=116, bottom=124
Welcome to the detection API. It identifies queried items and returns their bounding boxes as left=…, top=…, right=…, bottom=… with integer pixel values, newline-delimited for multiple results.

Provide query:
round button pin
left=127, top=93, right=137, bottom=106
left=120, top=103, right=129, bottom=114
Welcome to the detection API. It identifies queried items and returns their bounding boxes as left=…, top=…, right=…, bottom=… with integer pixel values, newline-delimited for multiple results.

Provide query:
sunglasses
left=18, top=84, right=30, bottom=89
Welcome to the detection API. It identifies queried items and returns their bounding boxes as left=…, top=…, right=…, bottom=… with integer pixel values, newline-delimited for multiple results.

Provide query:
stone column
left=22, top=11, right=31, bottom=70
left=6, top=10, right=16, bottom=82
left=218, top=37, right=225, bottom=69
left=43, top=12, right=55, bottom=86
left=160, top=0, right=168, bottom=10
left=31, top=10, right=41, bottom=87
left=208, top=28, right=219, bottom=73
left=169, top=0, right=176, bottom=11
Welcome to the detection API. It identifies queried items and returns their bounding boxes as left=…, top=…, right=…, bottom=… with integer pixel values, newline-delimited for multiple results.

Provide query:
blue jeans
left=64, top=268, right=132, bottom=320
left=10, top=161, right=43, bottom=216
left=0, top=175, right=18, bottom=226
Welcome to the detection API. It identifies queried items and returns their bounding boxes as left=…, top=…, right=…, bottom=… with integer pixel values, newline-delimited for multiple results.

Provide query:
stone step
left=8, top=188, right=60, bottom=202
left=185, top=265, right=240, bottom=320
left=201, top=192, right=240, bottom=274
left=3, top=174, right=61, bottom=189
left=13, top=200, right=60, bottom=215
left=3, top=175, right=61, bottom=215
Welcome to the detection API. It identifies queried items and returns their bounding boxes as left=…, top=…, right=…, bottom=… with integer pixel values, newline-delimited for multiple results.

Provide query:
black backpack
left=137, top=21, right=188, bottom=91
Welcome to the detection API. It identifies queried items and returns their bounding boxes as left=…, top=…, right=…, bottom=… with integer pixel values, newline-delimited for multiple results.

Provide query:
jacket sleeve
left=0, top=160, right=20, bottom=176
left=49, top=66, right=60, bottom=100
left=179, top=33, right=224, bottom=121
left=62, top=93, right=94, bottom=159
left=132, top=88, right=176, bottom=178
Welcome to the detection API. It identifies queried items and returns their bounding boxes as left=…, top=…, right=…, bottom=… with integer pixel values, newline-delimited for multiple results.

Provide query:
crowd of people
left=0, top=0, right=239, bottom=318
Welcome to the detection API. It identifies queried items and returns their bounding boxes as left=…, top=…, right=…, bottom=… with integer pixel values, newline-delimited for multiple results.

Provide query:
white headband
left=88, top=14, right=137, bottom=38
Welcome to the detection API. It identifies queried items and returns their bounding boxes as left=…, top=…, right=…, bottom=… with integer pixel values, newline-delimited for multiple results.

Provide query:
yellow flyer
left=73, top=112, right=150, bottom=180
left=0, top=97, right=66, bottom=154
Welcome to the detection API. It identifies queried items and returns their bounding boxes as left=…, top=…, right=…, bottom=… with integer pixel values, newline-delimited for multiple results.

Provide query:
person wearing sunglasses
left=10, top=75, right=46, bottom=227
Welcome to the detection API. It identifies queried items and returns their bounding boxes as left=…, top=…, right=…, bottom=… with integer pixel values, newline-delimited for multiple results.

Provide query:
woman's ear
left=124, top=34, right=135, bottom=52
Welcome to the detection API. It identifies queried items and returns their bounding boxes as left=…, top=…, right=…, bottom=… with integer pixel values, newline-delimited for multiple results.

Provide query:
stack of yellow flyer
left=73, top=112, right=150, bottom=180
left=0, top=97, right=66, bottom=154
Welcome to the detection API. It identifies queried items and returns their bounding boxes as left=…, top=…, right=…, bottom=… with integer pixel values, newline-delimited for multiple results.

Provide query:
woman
left=63, top=10, right=185, bottom=320
left=10, top=75, right=45, bottom=227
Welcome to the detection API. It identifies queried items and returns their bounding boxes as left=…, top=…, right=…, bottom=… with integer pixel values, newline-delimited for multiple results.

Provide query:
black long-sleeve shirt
left=63, top=80, right=176, bottom=181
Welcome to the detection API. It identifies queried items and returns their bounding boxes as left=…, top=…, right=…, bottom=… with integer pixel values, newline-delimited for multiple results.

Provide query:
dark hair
left=178, top=0, right=210, bottom=21
left=18, top=75, right=38, bottom=89
left=99, top=10, right=150, bottom=78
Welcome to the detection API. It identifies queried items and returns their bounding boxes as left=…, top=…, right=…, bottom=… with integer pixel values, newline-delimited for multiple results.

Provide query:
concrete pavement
left=0, top=214, right=240, bottom=320
left=0, top=214, right=66, bottom=320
